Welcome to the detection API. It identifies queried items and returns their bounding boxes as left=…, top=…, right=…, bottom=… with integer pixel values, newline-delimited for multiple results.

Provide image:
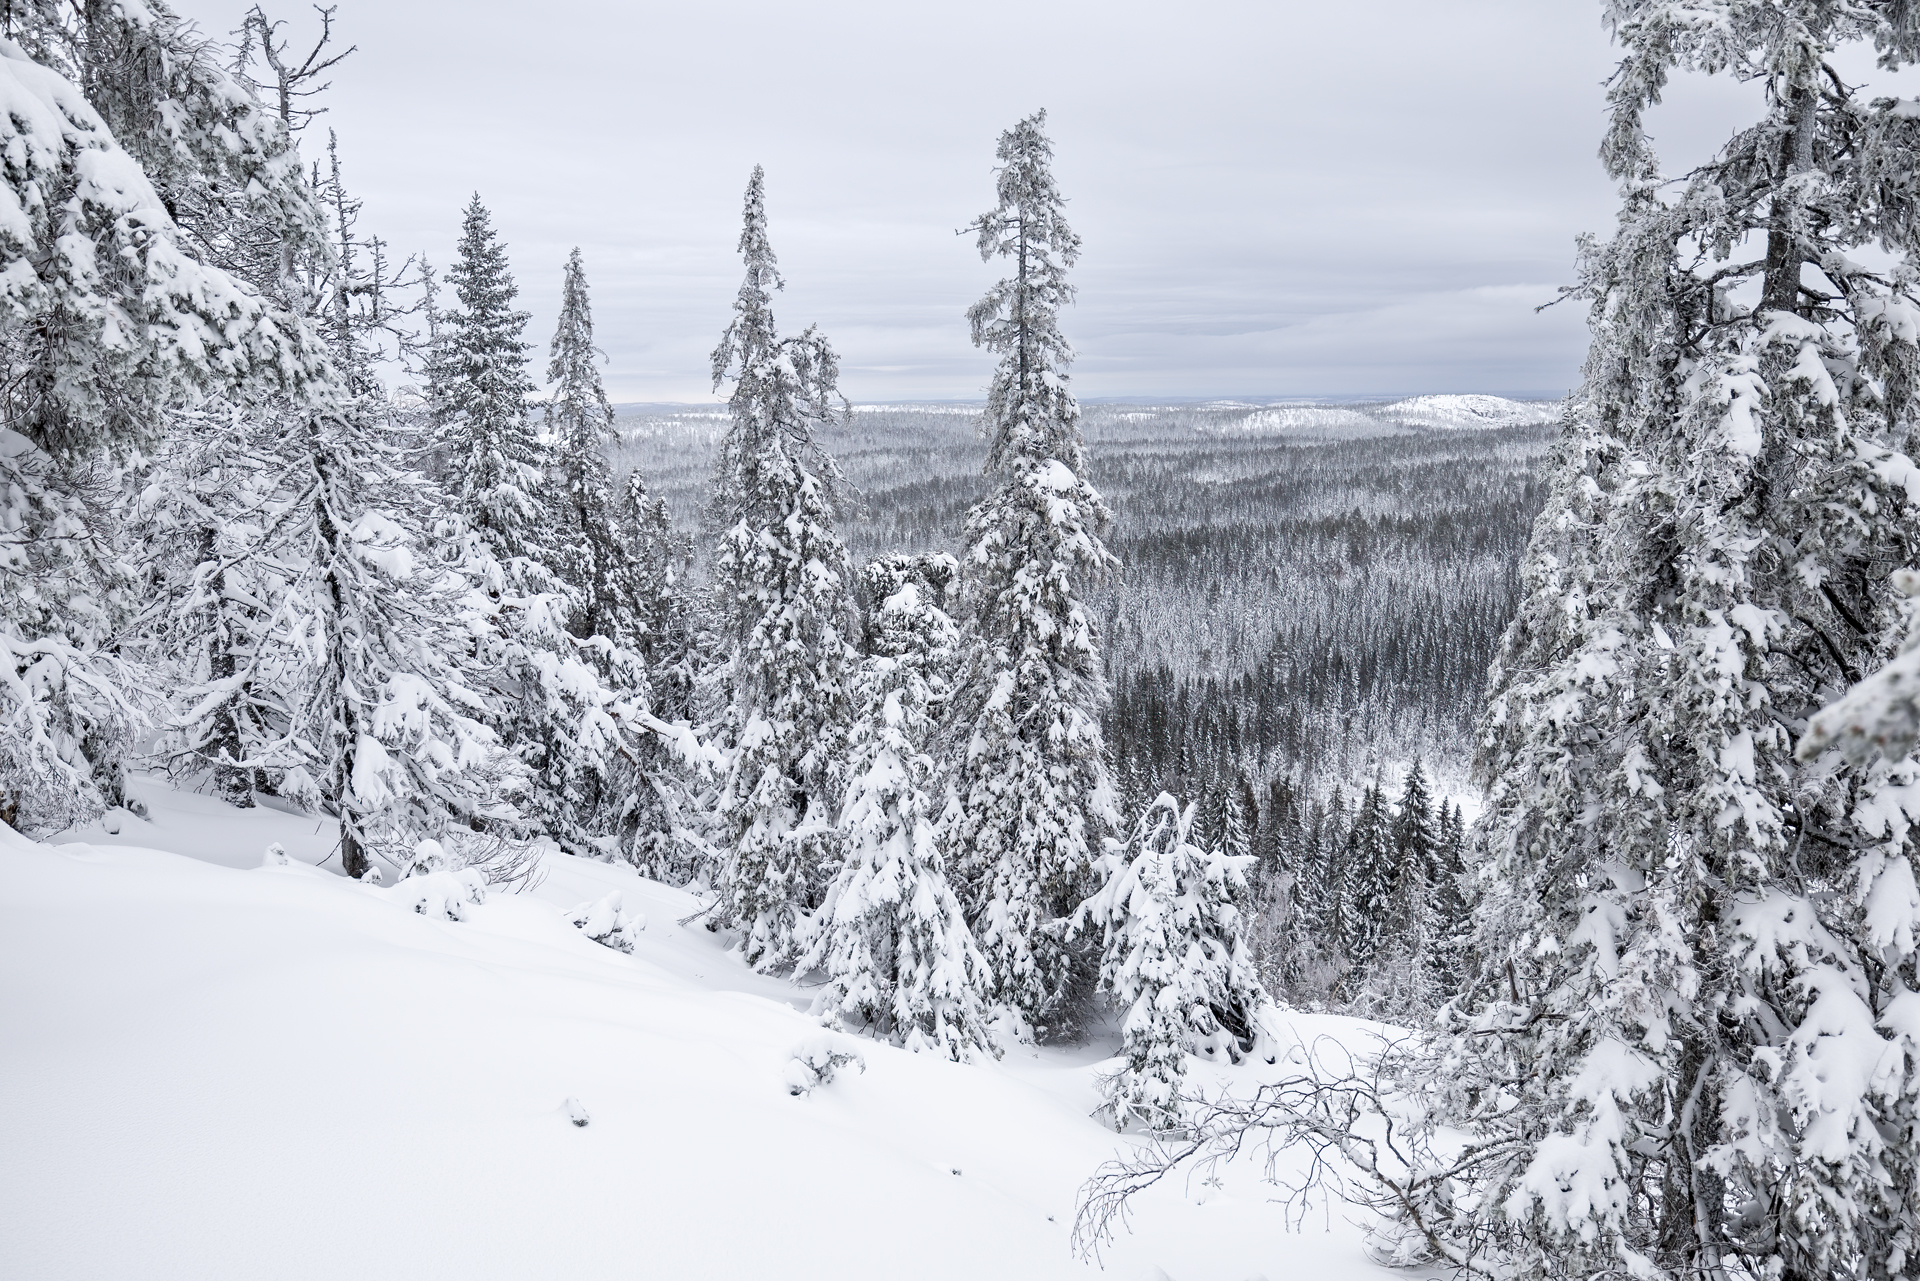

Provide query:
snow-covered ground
left=2, top=778, right=1408, bottom=1281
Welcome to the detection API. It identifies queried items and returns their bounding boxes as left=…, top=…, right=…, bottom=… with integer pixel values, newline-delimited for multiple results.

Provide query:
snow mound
left=1378, top=394, right=1558, bottom=428
left=564, top=888, right=644, bottom=952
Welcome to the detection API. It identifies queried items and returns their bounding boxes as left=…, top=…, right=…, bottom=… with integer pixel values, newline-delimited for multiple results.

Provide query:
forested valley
left=11, top=4, right=1920, bottom=1280
left=612, top=399, right=1553, bottom=1006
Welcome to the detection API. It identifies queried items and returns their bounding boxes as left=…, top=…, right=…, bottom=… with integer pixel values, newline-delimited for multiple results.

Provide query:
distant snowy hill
left=0, top=780, right=1401, bottom=1281
left=1376, top=394, right=1559, bottom=429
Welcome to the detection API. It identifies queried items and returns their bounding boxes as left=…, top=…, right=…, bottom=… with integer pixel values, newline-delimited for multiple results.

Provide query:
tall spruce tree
left=544, top=247, right=625, bottom=641
left=1338, top=782, right=1394, bottom=985
left=1427, top=799, right=1471, bottom=993
left=435, top=195, right=546, bottom=572
left=707, top=166, right=858, bottom=969
left=947, top=111, right=1119, bottom=1037
left=1362, top=763, right=1439, bottom=1017
left=432, top=197, right=630, bottom=858
left=297, top=403, right=524, bottom=879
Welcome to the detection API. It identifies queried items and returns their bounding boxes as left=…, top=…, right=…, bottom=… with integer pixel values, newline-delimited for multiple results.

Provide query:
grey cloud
left=170, top=0, right=1654, bottom=400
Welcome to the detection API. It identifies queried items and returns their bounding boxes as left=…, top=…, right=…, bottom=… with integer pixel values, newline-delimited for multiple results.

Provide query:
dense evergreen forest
left=611, top=404, right=1555, bottom=809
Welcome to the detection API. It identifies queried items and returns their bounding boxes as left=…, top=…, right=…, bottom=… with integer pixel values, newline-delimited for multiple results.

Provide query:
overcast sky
left=168, top=1, right=1779, bottom=402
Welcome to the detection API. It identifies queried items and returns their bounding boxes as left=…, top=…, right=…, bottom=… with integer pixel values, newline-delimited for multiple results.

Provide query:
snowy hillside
left=1376, top=394, right=1558, bottom=428
left=0, top=783, right=1401, bottom=1281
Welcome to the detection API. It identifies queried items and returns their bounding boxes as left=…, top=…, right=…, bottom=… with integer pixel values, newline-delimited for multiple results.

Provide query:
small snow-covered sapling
left=783, top=1032, right=866, bottom=1096
left=564, top=890, right=643, bottom=952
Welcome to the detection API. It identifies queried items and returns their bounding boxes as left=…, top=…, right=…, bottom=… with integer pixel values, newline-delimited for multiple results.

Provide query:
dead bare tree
left=235, top=5, right=355, bottom=135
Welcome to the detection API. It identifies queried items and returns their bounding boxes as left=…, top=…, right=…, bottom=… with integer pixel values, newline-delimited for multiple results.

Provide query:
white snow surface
left=2, top=779, right=1404, bottom=1281
left=1378, top=394, right=1558, bottom=428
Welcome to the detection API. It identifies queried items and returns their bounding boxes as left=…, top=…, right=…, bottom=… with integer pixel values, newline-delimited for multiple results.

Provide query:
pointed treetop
left=712, top=165, right=798, bottom=395
left=737, top=164, right=782, bottom=294
left=547, top=246, right=610, bottom=419
left=971, top=110, right=1079, bottom=275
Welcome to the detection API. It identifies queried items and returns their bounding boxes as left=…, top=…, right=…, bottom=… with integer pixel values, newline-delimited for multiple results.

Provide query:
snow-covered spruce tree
left=0, top=22, right=320, bottom=833
left=435, top=195, right=546, bottom=567
left=432, top=198, right=631, bottom=857
left=537, top=251, right=691, bottom=869
left=1429, top=7, right=1920, bottom=1275
left=707, top=166, right=858, bottom=968
left=1335, top=781, right=1393, bottom=989
left=798, top=555, right=999, bottom=1060
left=275, top=138, right=534, bottom=880
left=544, top=247, right=625, bottom=642
left=1095, top=6, right=1920, bottom=1275
left=947, top=111, right=1119, bottom=1037
left=1079, top=792, right=1267, bottom=1130
left=1426, top=798, right=1471, bottom=993
left=1357, top=764, right=1439, bottom=1019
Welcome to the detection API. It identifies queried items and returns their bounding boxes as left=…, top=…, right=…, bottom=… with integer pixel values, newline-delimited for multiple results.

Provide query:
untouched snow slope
left=1, top=786, right=1407, bottom=1281
left=1378, top=394, right=1557, bottom=428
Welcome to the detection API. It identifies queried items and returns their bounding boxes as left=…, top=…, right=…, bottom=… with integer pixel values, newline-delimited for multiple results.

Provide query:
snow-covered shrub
left=781, top=1031, right=866, bottom=1097
left=385, top=851, right=487, bottom=922
left=564, top=890, right=644, bottom=953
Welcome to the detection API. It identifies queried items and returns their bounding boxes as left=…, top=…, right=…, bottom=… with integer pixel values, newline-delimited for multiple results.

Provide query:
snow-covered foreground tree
left=706, top=167, right=858, bottom=969
left=0, top=11, right=322, bottom=833
left=297, top=404, right=523, bottom=878
left=1086, top=5, right=1920, bottom=1275
left=798, top=555, right=999, bottom=1060
left=1079, top=792, right=1267, bottom=1131
left=948, top=111, right=1119, bottom=1039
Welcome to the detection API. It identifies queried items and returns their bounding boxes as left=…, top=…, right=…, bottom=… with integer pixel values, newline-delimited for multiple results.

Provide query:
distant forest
left=609, top=402, right=1557, bottom=816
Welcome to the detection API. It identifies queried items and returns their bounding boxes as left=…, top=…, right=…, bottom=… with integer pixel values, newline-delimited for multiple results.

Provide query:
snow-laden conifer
left=706, top=167, right=858, bottom=968
left=428, top=200, right=639, bottom=858
left=1210, top=6, right=1920, bottom=1274
left=266, top=129, right=530, bottom=879
left=1357, top=764, right=1439, bottom=1018
left=1336, top=782, right=1393, bottom=985
left=544, top=247, right=625, bottom=641
left=0, top=22, right=320, bottom=832
left=799, top=556, right=999, bottom=1060
left=147, top=119, right=412, bottom=818
left=295, top=403, right=525, bottom=878
left=1080, top=792, right=1267, bottom=1130
left=947, top=112, right=1119, bottom=1036
left=434, top=195, right=545, bottom=564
